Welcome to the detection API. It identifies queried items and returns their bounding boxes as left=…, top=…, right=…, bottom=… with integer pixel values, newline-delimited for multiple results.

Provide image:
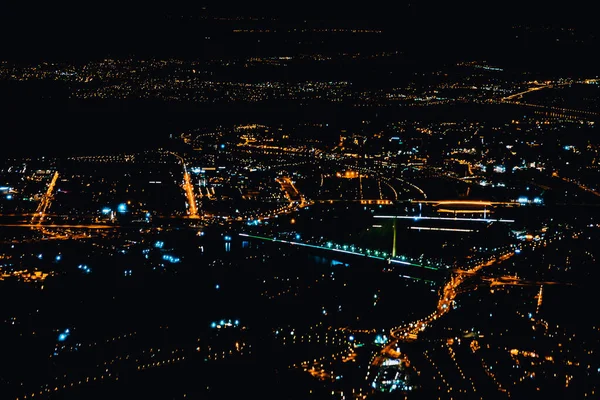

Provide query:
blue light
left=220, top=144, right=226, bottom=149
left=58, top=333, right=68, bottom=342
left=220, top=320, right=225, bottom=326
left=117, top=203, right=127, bottom=213
left=78, top=264, right=91, bottom=273
left=533, top=197, right=542, bottom=204
left=101, top=207, right=112, bottom=215
left=162, top=254, right=180, bottom=263
left=6, top=194, right=12, bottom=200
left=517, top=197, right=528, bottom=203
left=224, top=235, right=232, bottom=241
left=295, top=234, right=301, bottom=240
left=55, top=255, right=61, bottom=261
left=215, top=284, right=220, bottom=289
left=211, top=322, right=217, bottom=328
left=37, top=254, right=43, bottom=259
left=349, top=335, right=355, bottom=341
left=234, top=320, right=239, bottom=326
left=155, top=241, right=164, bottom=249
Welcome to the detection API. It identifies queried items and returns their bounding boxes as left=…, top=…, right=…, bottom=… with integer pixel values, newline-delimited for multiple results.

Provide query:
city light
left=57, top=329, right=71, bottom=342
left=78, top=265, right=91, bottom=274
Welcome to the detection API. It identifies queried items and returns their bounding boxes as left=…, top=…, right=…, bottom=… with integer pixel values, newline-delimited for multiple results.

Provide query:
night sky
left=1, top=2, right=596, bottom=61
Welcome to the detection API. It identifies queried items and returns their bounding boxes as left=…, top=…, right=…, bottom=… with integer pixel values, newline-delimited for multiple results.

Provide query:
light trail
left=375, top=215, right=515, bottom=223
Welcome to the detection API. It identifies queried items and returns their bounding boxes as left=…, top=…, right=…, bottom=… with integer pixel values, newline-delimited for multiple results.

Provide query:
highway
left=169, top=152, right=200, bottom=219
left=0, top=224, right=117, bottom=229
left=30, top=171, right=59, bottom=225
left=501, top=82, right=555, bottom=101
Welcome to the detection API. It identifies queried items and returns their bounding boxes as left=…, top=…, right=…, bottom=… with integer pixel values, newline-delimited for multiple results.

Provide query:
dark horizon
left=1, top=3, right=598, bottom=62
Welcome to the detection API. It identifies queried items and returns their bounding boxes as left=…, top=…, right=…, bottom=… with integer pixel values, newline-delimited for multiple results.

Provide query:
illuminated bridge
left=238, top=233, right=449, bottom=272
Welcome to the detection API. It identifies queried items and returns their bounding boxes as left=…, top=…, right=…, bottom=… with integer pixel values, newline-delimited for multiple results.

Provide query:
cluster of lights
left=210, top=319, right=240, bottom=329
left=58, top=328, right=71, bottom=342
left=162, top=254, right=180, bottom=263
left=78, top=264, right=91, bottom=274
left=374, top=334, right=388, bottom=345
left=517, top=197, right=543, bottom=204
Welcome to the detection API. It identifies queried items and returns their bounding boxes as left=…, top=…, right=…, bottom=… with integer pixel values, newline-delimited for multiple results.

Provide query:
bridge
left=238, top=233, right=448, bottom=272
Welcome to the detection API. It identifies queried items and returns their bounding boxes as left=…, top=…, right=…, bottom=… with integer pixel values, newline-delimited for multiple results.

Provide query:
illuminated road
left=553, top=172, right=600, bottom=198
left=316, top=199, right=393, bottom=205
left=374, top=215, right=515, bottom=223
left=499, top=79, right=596, bottom=102
left=351, top=165, right=427, bottom=200
left=0, top=224, right=117, bottom=229
left=501, top=82, right=556, bottom=101
left=276, top=176, right=309, bottom=208
left=244, top=177, right=311, bottom=222
left=481, top=276, right=570, bottom=287
left=31, top=171, right=59, bottom=225
left=376, top=252, right=516, bottom=362
left=169, top=152, right=200, bottom=219
left=411, top=200, right=520, bottom=207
